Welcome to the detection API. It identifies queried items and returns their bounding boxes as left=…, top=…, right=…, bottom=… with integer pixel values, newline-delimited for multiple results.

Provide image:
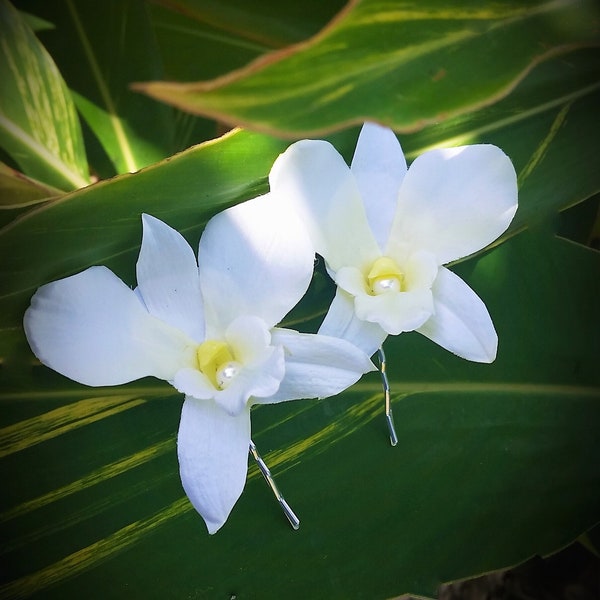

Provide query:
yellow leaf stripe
left=0, top=395, right=145, bottom=458
left=0, top=497, right=193, bottom=600
left=0, top=392, right=383, bottom=598
left=518, top=101, right=572, bottom=188
left=250, top=391, right=385, bottom=480
left=349, top=1, right=568, bottom=26
left=0, top=437, right=174, bottom=523
left=1, top=381, right=596, bottom=597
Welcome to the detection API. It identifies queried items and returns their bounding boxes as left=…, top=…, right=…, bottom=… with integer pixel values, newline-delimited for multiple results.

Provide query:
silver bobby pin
left=249, top=439, right=300, bottom=530
left=377, top=347, right=398, bottom=446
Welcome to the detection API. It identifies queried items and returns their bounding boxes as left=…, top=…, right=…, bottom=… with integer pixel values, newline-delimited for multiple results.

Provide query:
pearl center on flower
left=216, top=361, right=241, bottom=388
left=367, top=256, right=404, bottom=295
left=196, top=340, right=239, bottom=390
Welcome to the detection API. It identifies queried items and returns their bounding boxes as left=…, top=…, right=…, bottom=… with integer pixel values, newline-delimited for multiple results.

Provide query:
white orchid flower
left=24, top=195, right=375, bottom=534
left=270, top=122, right=518, bottom=362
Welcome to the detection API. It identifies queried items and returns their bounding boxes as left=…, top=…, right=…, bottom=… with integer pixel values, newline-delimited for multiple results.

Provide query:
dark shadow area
left=438, top=542, right=600, bottom=600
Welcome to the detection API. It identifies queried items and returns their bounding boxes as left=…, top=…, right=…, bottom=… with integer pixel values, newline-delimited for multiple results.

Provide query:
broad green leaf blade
left=133, top=0, right=600, bottom=137
left=151, top=0, right=348, bottom=80
left=0, top=0, right=89, bottom=190
left=19, top=10, right=53, bottom=32
left=0, top=160, right=61, bottom=232
left=19, top=0, right=177, bottom=174
left=0, top=232, right=597, bottom=598
left=0, top=162, right=62, bottom=208
left=147, top=0, right=346, bottom=152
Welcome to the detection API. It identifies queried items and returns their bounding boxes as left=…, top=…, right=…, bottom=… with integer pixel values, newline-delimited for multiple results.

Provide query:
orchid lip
left=196, top=339, right=239, bottom=389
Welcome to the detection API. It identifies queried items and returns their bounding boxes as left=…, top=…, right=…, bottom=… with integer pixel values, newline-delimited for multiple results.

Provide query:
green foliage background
left=0, top=0, right=598, bottom=598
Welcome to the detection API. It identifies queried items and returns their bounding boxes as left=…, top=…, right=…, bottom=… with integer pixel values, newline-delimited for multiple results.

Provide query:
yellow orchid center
left=367, top=256, right=404, bottom=295
left=196, top=340, right=240, bottom=389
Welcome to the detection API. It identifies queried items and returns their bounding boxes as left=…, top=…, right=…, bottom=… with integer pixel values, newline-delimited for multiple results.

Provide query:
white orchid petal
left=177, top=397, right=251, bottom=534
left=199, top=193, right=314, bottom=335
left=417, top=267, right=498, bottom=362
left=261, top=328, right=375, bottom=403
left=225, top=316, right=272, bottom=366
left=335, top=266, right=369, bottom=297
left=270, top=140, right=380, bottom=272
left=137, top=214, right=204, bottom=342
left=351, top=122, right=407, bottom=250
left=24, top=266, right=193, bottom=386
left=319, top=288, right=388, bottom=357
left=404, top=250, right=439, bottom=290
left=354, top=288, right=434, bottom=335
left=389, top=144, right=518, bottom=264
left=173, top=367, right=215, bottom=400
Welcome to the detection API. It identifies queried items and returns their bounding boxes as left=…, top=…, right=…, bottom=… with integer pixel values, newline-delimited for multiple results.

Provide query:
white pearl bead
left=216, top=361, right=241, bottom=389
left=372, top=277, right=401, bottom=294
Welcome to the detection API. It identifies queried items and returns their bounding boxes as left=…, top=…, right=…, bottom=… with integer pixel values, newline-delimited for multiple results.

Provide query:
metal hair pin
left=377, top=347, right=398, bottom=446
left=249, top=439, right=300, bottom=530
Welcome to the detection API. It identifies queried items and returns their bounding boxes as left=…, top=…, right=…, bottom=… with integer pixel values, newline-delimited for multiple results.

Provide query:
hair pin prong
left=249, top=439, right=300, bottom=530
left=377, top=347, right=398, bottom=446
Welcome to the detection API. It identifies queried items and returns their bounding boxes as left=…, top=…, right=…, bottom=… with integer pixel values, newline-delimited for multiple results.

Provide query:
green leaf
left=19, top=9, right=54, bottom=33
left=150, top=0, right=348, bottom=80
left=18, top=0, right=177, bottom=175
left=133, top=0, right=600, bottom=137
left=0, top=231, right=598, bottom=598
left=146, top=0, right=348, bottom=152
left=0, top=162, right=62, bottom=208
left=70, top=87, right=169, bottom=176
left=0, top=163, right=63, bottom=229
left=0, top=0, right=89, bottom=190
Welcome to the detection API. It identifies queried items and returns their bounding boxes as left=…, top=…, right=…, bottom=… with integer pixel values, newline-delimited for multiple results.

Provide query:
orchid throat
left=367, top=256, right=405, bottom=295
left=196, top=340, right=240, bottom=390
